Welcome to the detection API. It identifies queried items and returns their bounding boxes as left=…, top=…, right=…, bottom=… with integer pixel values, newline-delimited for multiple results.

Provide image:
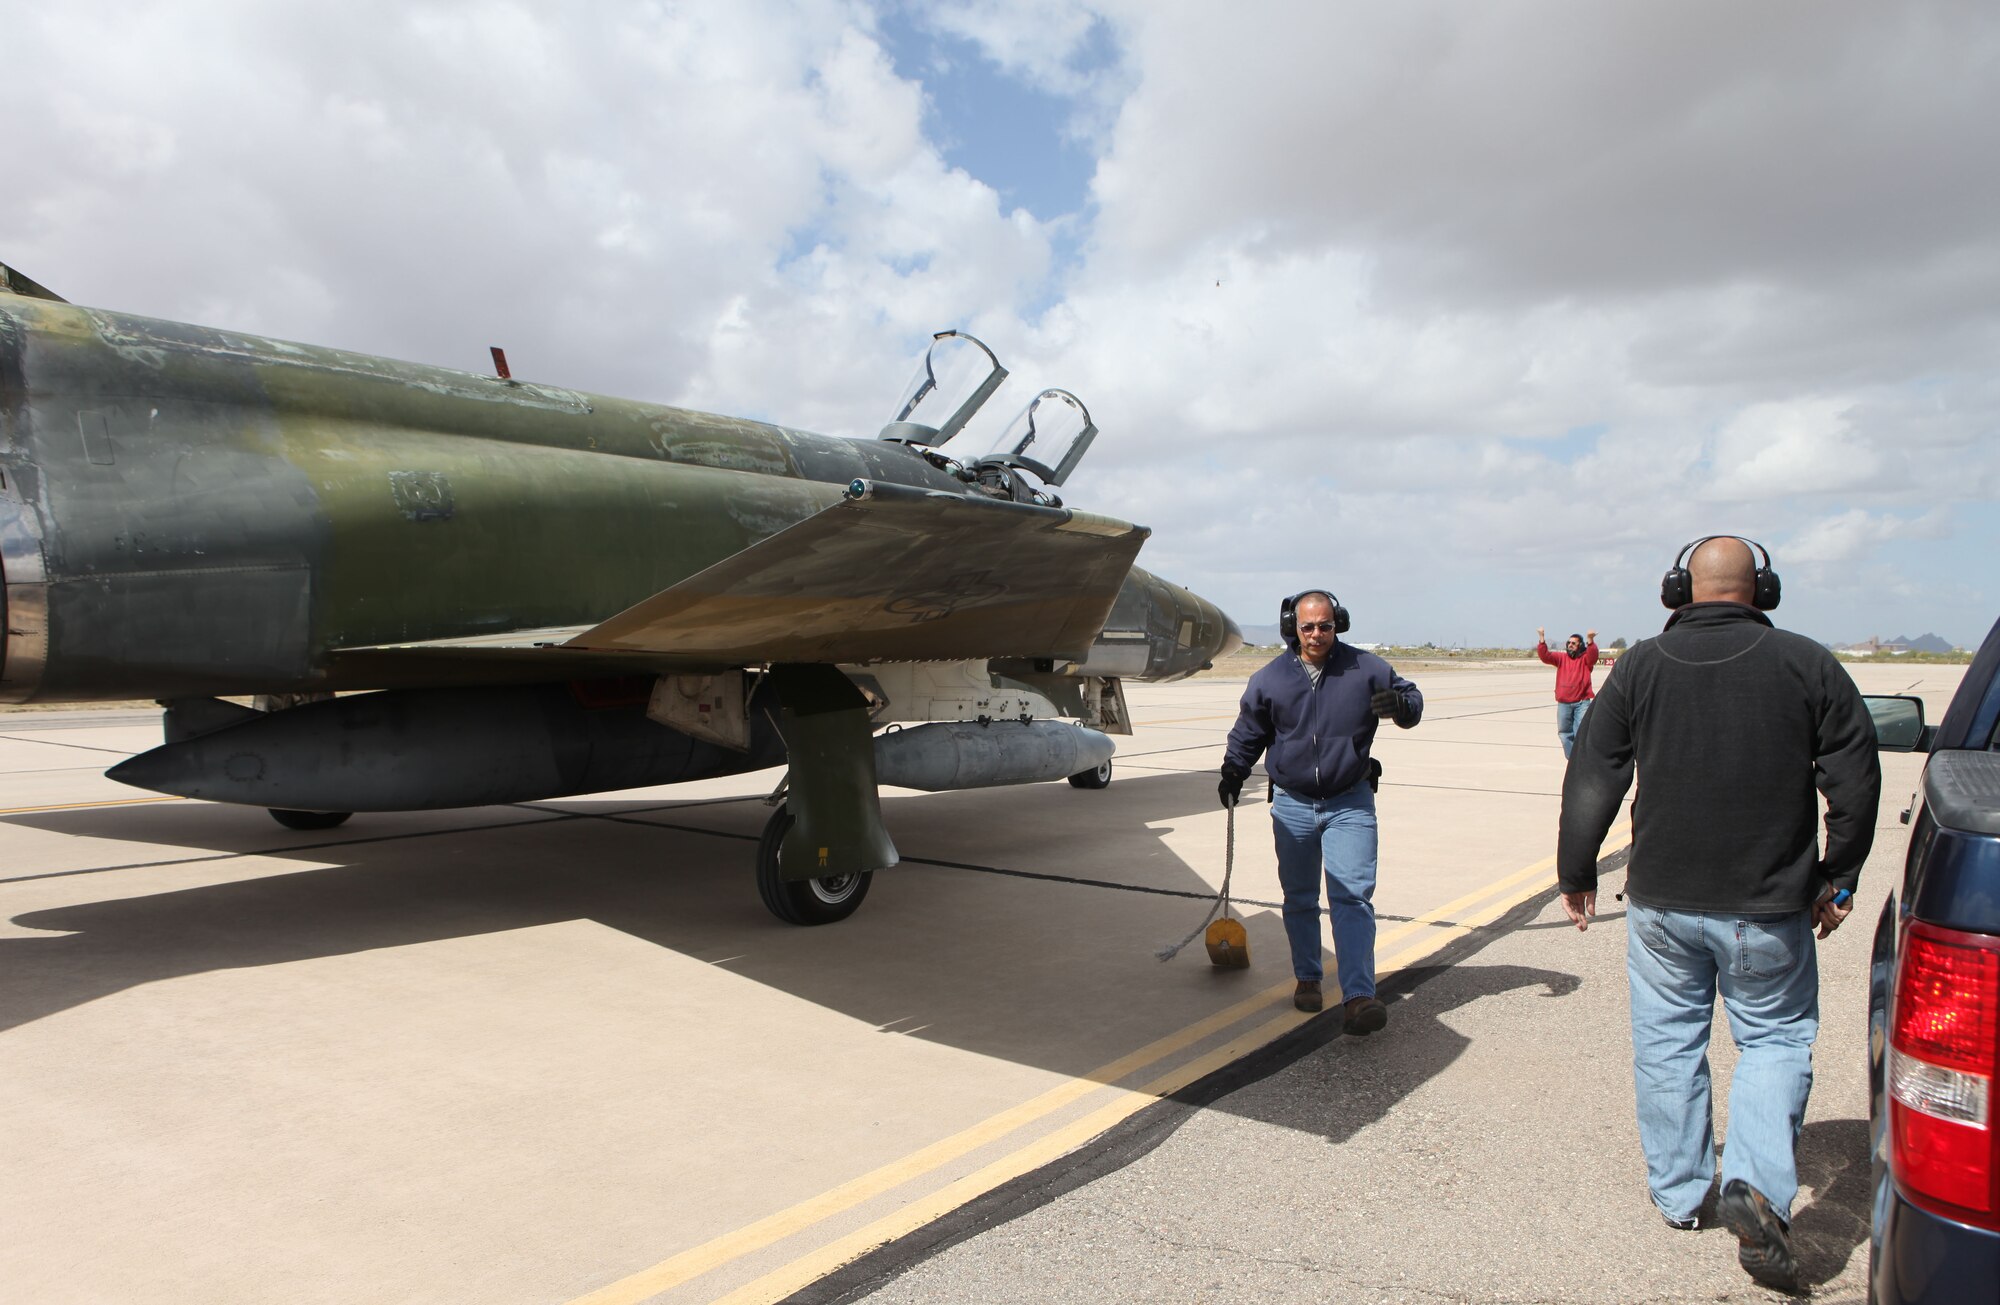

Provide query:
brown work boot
left=1292, top=980, right=1323, bottom=1012
left=1718, top=1180, right=1800, bottom=1293
left=1342, top=995, right=1388, bottom=1036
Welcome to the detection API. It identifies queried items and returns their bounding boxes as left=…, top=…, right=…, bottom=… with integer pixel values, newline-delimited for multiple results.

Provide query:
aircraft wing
left=335, top=480, right=1149, bottom=670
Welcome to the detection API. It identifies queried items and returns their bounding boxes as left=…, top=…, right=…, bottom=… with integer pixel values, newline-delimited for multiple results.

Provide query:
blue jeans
left=1270, top=784, right=1378, bottom=998
left=1556, top=699, right=1591, bottom=758
left=1626, top=899, right=1819, bottom=1222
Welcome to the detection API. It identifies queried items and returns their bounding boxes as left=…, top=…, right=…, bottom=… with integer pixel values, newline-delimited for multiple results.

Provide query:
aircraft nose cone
left=1215, top=609, right=1244, bottom=661
left=1175, top=588, right=1241, bottom=677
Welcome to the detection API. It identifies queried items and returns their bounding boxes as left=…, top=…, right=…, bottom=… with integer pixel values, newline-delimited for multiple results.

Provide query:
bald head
left=1689, top=537, right=1757, bottom=604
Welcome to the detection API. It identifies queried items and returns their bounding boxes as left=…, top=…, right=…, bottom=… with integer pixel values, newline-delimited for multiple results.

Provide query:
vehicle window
left=1969, top=672, right=2000, bottom=750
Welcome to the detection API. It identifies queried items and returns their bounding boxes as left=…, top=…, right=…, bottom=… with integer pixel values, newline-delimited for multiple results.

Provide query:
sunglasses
left=1297, top=621, right=1337, bottom=634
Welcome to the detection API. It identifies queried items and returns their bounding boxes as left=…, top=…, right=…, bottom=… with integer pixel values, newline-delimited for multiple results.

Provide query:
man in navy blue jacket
left=1219, top=591, right=1422, bottom=1032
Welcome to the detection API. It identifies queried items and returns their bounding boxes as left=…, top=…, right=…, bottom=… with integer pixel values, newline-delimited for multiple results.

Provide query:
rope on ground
left=1156, top=800, right=1236, bottom=962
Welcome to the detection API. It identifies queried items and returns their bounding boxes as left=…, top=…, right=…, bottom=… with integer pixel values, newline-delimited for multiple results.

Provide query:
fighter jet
left=0, top=263, right=1240, bottom=923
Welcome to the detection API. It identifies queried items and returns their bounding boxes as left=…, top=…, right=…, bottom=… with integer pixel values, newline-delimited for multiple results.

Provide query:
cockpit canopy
left=877, top=331, right=1099, bottom=498
left=959, top=387, right=1098, bottom=488
left=879, top=331, right=1008, bottom=447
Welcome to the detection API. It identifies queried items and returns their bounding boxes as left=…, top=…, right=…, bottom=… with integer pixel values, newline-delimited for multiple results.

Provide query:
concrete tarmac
left=0, top=660, right=1959, bottom=1303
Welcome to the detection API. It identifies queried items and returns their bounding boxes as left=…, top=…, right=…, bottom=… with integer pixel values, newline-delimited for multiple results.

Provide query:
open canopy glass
left=961, top=387, right=1099, bottom=487
left=878, top=331, right=1008, bottom=447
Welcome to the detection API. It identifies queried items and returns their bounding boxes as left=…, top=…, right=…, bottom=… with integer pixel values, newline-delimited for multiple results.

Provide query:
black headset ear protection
left=1660, top=537, right=1781, bottom=611
left=1280, top=589, right=1350, bottom=640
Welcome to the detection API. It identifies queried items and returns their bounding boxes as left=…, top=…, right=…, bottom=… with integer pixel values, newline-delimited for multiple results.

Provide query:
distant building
left=1836, top=636, right=1905, bottom=656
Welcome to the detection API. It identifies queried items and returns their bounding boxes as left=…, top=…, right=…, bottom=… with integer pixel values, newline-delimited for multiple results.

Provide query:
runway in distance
left=0, top=263, right=1240, bottom=923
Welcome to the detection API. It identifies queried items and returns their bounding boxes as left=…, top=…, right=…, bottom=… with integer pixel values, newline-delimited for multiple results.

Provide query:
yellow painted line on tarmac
left=712, top=823, right=1633, bottom=1305
left=0, top=795, right=183, bottom=816
left=568, top=826, right=1630, bottom=1305
left=1372, top=830, right=1599, bottom=952
left=565, top=978, right=1301, bottom=1305
left=711, top=1007, right=1316, bottom=1305
left=1377, top=823, right=1631, bottom=971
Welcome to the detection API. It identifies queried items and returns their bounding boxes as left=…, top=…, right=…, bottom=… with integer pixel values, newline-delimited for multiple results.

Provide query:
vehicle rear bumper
left=1874, top=1185, right=2000, bottom=1303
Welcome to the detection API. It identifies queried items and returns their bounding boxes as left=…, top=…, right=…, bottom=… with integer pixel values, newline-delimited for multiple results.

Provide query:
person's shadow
left=796, top=956, right=1589, bottom=1303
left=1206, top=959, right=1584, bottom=1144
left=1776, top=1118, right=1873, bottom=1288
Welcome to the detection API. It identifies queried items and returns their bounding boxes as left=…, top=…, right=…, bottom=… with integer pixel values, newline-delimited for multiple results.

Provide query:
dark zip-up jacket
left=1224, top=643, right=1421, bottom=799
left=1557, top=602, right=1880, bottom=912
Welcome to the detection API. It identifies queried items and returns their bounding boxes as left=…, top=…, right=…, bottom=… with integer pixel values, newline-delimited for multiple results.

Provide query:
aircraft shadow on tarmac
left=7, top=773, right=1878, bottom=1275
left=4, top=765, right=1759, bottom=1201
left=1, top=772, right=1307, bottom=1063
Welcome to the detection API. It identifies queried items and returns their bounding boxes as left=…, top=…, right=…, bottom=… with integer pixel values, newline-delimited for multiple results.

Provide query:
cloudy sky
left=6, top=1, right=1997, bottom=648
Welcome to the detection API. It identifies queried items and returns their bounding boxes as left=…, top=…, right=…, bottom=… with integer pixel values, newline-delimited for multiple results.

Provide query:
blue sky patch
left=875, top=11, right=1101, bottom=224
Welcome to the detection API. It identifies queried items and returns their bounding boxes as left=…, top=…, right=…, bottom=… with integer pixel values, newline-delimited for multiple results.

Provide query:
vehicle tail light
left=1889, top=920, right=2000, bottom=1225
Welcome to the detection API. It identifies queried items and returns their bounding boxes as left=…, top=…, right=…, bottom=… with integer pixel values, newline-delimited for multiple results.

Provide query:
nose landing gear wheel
left=1067, top=758, right=1113, bottom=789
left=268, top=808, right=352, bottom=831
left=756, top=808, right=872, bottom=925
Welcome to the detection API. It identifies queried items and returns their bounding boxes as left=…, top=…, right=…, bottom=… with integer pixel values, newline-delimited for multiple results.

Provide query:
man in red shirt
left=1537, top=626, right=1599, bottom=758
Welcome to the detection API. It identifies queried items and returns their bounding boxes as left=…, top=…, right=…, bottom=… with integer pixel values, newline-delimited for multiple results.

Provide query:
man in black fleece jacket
left=1556, top=537, right=1879, bottom=1292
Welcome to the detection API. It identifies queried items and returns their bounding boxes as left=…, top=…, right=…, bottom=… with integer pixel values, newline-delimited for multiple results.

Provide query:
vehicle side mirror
left=1863, top=695, right=1931, bottom=753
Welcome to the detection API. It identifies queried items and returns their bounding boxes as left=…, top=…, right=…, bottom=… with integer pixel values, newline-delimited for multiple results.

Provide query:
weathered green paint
left=0, top=296, right=1011, bottom=700
left=1, top=291, right=1243, bottom=709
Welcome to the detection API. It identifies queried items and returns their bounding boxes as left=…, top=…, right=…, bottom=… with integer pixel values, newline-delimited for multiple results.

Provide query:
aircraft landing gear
left=756, top=807, right=872, bottom=926
left=1067, top=758, right=1113, bottom=789
left=268, top=808, right=352, bottom=831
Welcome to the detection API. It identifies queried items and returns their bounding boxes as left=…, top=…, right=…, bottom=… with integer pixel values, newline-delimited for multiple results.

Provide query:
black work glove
left=1218, top=766, right=1248, bottom=808
left=1370, top=689, right=1403, bottom=719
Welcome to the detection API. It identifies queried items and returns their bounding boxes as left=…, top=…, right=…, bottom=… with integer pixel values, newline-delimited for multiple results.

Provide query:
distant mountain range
left=1879, top=632, right=1956, bottom=653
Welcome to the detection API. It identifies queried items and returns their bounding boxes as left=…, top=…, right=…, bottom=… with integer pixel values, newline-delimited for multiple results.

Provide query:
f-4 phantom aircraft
left=0, top=263, right=1239, bottom=923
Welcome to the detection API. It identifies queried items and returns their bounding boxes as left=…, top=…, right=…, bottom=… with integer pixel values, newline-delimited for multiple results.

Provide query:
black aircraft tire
left=268, top=808, right=353, bottom=831
left=1067, top=758, right=1113, bottom=790
left=756, top=808, right=872, bottom=926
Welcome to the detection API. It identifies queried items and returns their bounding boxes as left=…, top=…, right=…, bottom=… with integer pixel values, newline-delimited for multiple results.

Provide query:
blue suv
left=1864, top=615, right=2000, bottom=1302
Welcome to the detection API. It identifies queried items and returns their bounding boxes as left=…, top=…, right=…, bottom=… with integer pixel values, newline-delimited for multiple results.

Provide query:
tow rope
left=1156, top=800, right=1250, bottom=967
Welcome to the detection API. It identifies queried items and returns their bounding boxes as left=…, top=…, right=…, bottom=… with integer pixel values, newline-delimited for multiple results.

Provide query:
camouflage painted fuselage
left=0, top=297, right=1235, bottom=703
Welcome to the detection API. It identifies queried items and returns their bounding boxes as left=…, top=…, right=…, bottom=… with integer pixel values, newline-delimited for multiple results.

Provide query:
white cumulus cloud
left=4, top=0, right=1998, bottom=645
